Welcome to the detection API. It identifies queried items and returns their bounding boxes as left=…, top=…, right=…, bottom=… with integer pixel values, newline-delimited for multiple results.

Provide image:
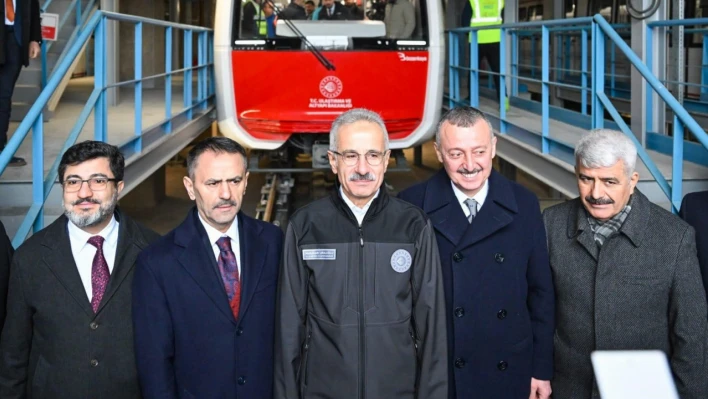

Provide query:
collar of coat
left=568, top=189, right=649, bottom=248
left=330, top=179, right=390, bottom=224
left=422, top=168, right=518, bottom=215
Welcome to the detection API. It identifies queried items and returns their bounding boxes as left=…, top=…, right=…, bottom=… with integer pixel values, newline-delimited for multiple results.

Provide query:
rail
left=40, top=0, right=98, bottom=88
left=447, top=15, right=708, bottom=213
left=0, top=11, right=214, bottom=247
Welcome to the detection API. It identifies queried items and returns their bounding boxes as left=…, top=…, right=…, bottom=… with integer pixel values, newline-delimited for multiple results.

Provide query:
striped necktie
left=464, top=198, right=478, bottom=223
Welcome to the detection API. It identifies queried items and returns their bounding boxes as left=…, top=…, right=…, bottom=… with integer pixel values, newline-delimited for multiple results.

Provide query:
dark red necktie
left=87, top=236, right=110, bottom=313
left=216, top=237, right=241, bottom=319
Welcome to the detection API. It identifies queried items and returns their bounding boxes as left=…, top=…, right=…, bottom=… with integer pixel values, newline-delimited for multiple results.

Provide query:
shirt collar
left=340, top=186, right=379, bottom=211
left=198, top=212, right=239, bottom=246
left=451, top=178, right=489, bottom=211
left=67, top=214, right=119, bottom=253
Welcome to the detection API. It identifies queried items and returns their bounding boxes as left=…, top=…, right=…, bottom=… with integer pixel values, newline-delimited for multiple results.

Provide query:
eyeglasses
left=330, top=150, right=388, bottom=166
left=63, top=177, right=118, bottom=193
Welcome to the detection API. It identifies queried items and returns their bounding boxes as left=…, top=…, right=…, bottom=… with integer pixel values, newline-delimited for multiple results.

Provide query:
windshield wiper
left=268, top=1, right=336, bottom=71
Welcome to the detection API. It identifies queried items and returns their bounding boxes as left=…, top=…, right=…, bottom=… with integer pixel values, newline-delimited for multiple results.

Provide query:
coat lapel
left=40, top=216, right=95, bottom=317
left=235, top=213, right=266, bottom=323
left=95, top=210, right=150, bottom=314
left=456, top=170, right=518, bottom=252
left=175, top=209, right=237, bottom=325
left=567, top=200, right=599, bottom=261
left=423, top=169, right=469, bottom=246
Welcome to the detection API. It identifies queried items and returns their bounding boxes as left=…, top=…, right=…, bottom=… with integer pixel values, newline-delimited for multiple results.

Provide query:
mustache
left=585, top=196, right=614, bottom=205
left=349, top=173, right=375, bottom=181
left=457, top=167, right=482, bottom=174
left=72, top=198, right=101, bottom=206
left=213, top=200, right=238, bottom=208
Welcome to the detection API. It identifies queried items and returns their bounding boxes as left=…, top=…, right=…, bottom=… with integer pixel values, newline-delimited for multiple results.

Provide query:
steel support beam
left=631, top=0, right=665, bottom=143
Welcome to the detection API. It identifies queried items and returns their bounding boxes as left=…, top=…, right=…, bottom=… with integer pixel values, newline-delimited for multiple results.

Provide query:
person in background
left=305, top=0, right=316, bottom=18
left=343, top=0, right=365, bottom=19
left=263, top=0, right=277, bottom=38
left=280, top=0, right=308, bottom=20
left=0, top=220, right=12, bottom=331
left=1, top=0, right=42, bottom=167
left=384, top=0, right=415, bottom=39
left=679, top=190, right=708, bottom=311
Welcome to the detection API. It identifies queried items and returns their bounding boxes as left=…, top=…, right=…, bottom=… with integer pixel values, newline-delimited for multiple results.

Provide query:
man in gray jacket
left=384, top=0, right=416, bottom=38
left=274, top=108, right=448, bottom=399
left=543, top=129, right=708, bottom=399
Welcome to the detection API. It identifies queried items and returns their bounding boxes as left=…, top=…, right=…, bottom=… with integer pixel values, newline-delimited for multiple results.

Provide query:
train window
left=231, top=0, right=429, bottom=41
left=589, top=0, right=613, bottom=21
left=519, top=7, right=528, bottom=22
left=565, top=0, right=577, bottom=18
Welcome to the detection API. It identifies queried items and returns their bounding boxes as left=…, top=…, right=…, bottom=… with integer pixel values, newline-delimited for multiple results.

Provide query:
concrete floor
left=124, top=140, right=568, bottom=235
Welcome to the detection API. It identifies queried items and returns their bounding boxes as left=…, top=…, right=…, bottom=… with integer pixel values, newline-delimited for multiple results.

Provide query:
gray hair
left=435, top=106, right=494, bottom=146
left=575, top=129, right=637, bottom=176
left=329, top=108, right=389, bottom=151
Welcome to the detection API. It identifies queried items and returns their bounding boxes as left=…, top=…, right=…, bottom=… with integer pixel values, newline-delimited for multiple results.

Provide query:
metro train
left=213, top=0, right=445, bottom=169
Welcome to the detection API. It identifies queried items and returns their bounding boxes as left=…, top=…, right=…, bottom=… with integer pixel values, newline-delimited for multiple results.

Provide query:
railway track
left=254, top=170, right=335, bottom=227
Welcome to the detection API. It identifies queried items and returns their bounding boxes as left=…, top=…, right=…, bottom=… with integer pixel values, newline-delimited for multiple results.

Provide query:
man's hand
left=29, top=41, right=41, bottom=59
left=530, top=378, right=552, bottom=399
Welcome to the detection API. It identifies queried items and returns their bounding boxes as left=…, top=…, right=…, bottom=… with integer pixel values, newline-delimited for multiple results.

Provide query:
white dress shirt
left=451, top=179, right=489, bottom=218
left=340, top=187, right=379, bottom=226
left=4, top=0, right=16, bottom=25
left=67, top=215, right=119, bottom=301
left=199, top=213, right=241, bottom=277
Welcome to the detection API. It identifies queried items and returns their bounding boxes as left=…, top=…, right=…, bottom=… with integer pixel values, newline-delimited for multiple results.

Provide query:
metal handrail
left=0, top=11, right=215, bottom=247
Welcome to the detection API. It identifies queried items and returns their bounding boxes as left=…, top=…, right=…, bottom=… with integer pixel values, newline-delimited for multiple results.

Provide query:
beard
left=63, top=190, right=119, bottom=229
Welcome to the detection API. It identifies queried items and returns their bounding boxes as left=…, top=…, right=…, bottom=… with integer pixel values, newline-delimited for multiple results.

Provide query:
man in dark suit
left=317, top=0, right=351, bottom=20
left=0, top=140, right=160, bottom=398
left=0, top=220, right=12, bottom=330
left=132, top=137, right=284, bottom=399
left=398, top=106, right=554, bottom=399
left=680, top=190, right=708, bottom=305
left=1, top=0, right=41, bottom=167
left=543, top=129, right=708, bottom=399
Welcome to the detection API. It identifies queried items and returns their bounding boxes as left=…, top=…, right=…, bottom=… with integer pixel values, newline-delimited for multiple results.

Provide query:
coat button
left=453, top=252, right=464, bottom=263
left=89, top=322, right=98, bottom=330
left=90, top=359, right=99, bottom=367
left=497, top=361, right=508, bottom=371
left=497, top=309, right=507, bottom=319
left=494, top=253, right=504, bottom=263
left=454, top=307, right=465, bottom=318
left=454, top=358, right=466, bottom=368
left=236, top=327, right=244, bottom=336
left=237, top=376, right=247, bottom=385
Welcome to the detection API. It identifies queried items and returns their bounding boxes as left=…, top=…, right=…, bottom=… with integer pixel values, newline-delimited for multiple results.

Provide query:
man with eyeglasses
left=274, top=108, right=448, bottom=399
left=0, top=140, right=160, bottom=398
left=399, top=106, right=555, bottom=399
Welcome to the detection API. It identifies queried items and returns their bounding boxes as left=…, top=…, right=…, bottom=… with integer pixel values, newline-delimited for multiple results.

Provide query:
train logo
left=397, top=52, right=427, bottom=62
left=319, top=76, right=343, bottom=99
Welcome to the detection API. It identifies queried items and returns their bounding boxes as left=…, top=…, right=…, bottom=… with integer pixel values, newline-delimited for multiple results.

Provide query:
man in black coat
left=318, top=0, right=351, bottom=20
left=680, top=190, right=708, bottom=307
left=1, top=0, right=42, bottom=167
left=0, top=220, right=12, bottom=331
left=0, top=141, right=160, bottom=398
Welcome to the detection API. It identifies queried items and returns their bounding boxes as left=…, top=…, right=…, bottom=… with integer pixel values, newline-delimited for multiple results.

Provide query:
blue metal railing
left=447, top=15, right=708, bottom=213
left=0, top=11, right=214, bottom=247
left=40, top=0, right=98, bottom=89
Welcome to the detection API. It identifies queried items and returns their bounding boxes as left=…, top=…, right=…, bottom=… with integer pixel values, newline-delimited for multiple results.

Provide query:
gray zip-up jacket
left=274, top=187, right=448, bottom=399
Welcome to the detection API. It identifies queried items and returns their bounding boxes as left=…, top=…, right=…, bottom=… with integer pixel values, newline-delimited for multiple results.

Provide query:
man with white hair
left=542, top=129, right=708, bottom=399
left=274, top=108, right=448, bottom=398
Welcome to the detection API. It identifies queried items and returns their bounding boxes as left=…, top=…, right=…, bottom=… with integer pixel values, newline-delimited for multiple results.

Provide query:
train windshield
left=231, top=0, right=429, bottom=42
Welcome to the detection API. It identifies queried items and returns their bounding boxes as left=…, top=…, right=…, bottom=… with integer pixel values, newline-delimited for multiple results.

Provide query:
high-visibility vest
left=243, top=0, right=268, bottom=36
left=469, top=0, right=503, bottom=44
